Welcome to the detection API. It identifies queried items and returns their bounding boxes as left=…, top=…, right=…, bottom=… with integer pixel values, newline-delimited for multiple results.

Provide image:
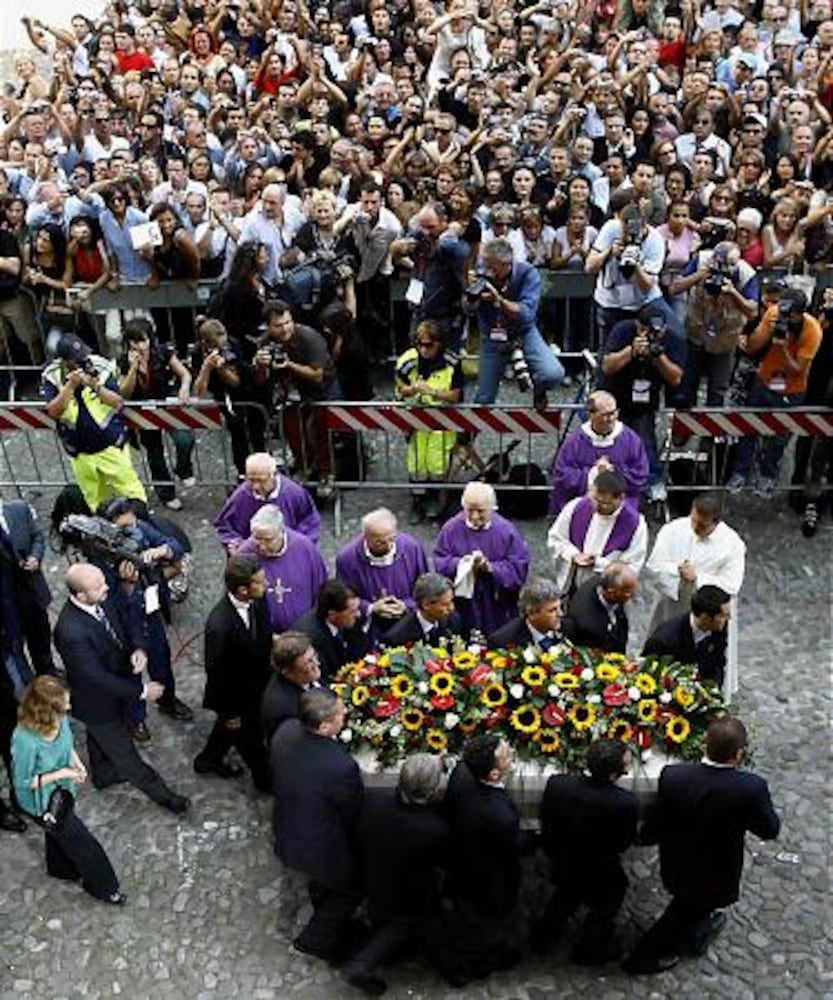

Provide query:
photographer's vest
left=396, top=348, right=458, bottom=481
left=686, top=259, right=756, bottom=355
left=42, top=357, right=127, bottom=456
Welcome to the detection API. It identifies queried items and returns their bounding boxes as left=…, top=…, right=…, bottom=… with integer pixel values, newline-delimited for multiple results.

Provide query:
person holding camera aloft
left=669, top=241, right=759, bottom=408
left=599, top=305, right=686, bottom=502
left=726, top=289, right=822, bottom=499
left=470, top=238, right=565, bottom=409
left=586, top=192, right=683, bottom=345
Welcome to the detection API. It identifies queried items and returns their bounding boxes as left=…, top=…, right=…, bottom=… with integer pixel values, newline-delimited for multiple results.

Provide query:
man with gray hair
left=470, top=237, right=564, bottom=408
left=562, top=562, right=638, bottom=653
left=383, top=572, right=464, bottom=646
left=488, top=577, right=572, bottom=650
left=342, top=753, right=450, bottom=995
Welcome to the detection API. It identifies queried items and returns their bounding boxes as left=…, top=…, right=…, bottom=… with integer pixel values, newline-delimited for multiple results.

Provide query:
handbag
left=37, top=775, right=74, bottom=829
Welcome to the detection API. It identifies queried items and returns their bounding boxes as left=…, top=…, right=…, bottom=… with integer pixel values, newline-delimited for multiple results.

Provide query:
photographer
left=599, top=306, right=686, bottom=502
left=42, top=334, right=146, bottom=515
left=669, top=241, right=759, bottom=407
left=586, top=193, right=682, bottom=345
left=727, top=289, right=822, bottom=499
left=470, top=238, right=565, bottom=408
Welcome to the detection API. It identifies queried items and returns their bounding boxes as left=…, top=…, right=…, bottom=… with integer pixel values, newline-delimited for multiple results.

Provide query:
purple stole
left=568, top=496, right=639, bottom=554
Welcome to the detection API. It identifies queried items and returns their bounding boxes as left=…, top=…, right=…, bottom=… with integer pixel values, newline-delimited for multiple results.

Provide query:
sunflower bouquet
left=334, top=638, right=725, bottom=771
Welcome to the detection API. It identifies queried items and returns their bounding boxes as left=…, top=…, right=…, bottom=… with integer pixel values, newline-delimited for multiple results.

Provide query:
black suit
left=271, top=718, right=363, bottom=957
left=536, top=773, right=638, bottom=962
left=290, top=608, right=369, bottom=682
left=643, top=613, right=727, bottom=686
left=261, top=674, right=306, bottom=742
left=489, top=617, right=572, bottom=650
left=383, top=611, right=465, bottom=647
left=563, top=578, right=628, bottom=653
left=54, top=599, right=181, bottom=809
left=196, top=594, right=273, bottom=789
left=626, top=761, right=780, bottom=970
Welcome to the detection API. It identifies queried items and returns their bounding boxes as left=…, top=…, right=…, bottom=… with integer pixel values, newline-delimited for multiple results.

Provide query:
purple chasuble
left=549, top=424, right=649, bottom=515
left=214, top=479, right=321, bottom=548
left=568, top=496, right=640, bottom=554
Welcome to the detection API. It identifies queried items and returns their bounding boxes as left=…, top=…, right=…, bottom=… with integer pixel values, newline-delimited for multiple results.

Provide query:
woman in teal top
left=12, top=676, right=124, bottom=904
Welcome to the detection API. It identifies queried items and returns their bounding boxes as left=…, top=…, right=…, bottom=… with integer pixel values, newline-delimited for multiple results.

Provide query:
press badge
left=768, top=373, right=787, bottom=393
left=144, top=584, right=161, bottom=615
left=405, top=278, right=424, bottom=305
left=632, top=378, right=651, bottom=404
left=489, top=323, right=508, bottom=342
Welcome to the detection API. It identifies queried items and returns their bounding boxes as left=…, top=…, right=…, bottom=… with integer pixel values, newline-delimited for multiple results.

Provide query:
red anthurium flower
left=603, top=684, right=629, bottom=707
left=542, top=703, right=566, bottom=727
left=484, top=706, right=509, bottom=727
left=425, top=659, right=444, bottom=674
left=663, top=676, right=674, bottom=689
left=373, top=695, right=401, bottom=719
left=467, top=663, right=492, bottom=686
left=572, top=665, right=583, bottom=675
left=622, top=661, right=638, bottom=674
left=430, top=695, right=455, bottom=710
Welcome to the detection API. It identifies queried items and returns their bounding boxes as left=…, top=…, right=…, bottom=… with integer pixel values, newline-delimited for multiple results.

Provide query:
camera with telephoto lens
left=510, top=346, right=532, bottom=392
left=80, top=357, right=98, bottom=377
left=619, top=217, right=643, bottom=278
left=704, top=246, right=732, bottom=297
left=772, top=297, right=793, bottom=338
left=264, top=342, right=287, bottom=369
left=644, top=315, right=666, bottom=357
left=465, top=276, right=489, bottom=299
left=700, top=218, right=732, bottom=250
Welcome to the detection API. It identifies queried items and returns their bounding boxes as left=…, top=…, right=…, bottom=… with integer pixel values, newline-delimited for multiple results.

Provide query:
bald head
left=587, top=390, right=619, bottom=434
left=599, top=562, right=638, bottom=604
left=66, top=563, right=107, bottom=605
left=245, top=452, right=278, bottom=497
left=361, top=507, right=398, bottom=556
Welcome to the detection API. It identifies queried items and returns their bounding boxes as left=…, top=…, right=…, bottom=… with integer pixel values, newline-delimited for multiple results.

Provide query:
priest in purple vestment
left=214, top=452, right=321, bottom=551
left=433, top=482, right=529, bottom=637
left=548, top=391, right=648, bottom=515
left=236, top=506, right=327, bottom=634
left=334, top=507, right=429, bottom=641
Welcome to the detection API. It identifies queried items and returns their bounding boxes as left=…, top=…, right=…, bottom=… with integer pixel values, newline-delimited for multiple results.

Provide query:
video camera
left=58, top=514, right=146, bottom=569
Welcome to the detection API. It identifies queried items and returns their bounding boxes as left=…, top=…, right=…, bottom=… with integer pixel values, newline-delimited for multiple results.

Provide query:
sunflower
left=426, top=728, right=448, bottom=751
left=634, top=672, right=657, bottom=695
left=351, top=685, right=370, bottom=707
left=481, top=682, right=508, bottom=708
left=554, top=671, right=580, bottom=691
left=390, top=674, right=414, bottom=699
left=638, top=699, right=658, bottom=723
left=453, top=650, right=476, bottom=670
left=568, top=702, right=596, bottom=731
left=330, top=682, right=347, bottom=699
left=595, top=663, right=620, bottom=682
left=609, top=719, right=633, bottom=742
left=536, top=728, right=561, bottom=753
left=521, top=665, right=548, bottom=688
left=401, top=708, right=424, bottom=731
left=665, top=716, right=691, bottom=743
left=674, top=685, right=696, bottom=709
left=510, top=704, right=541, bottom=735
left=429, top=671, right=455, bottom=695
left=605, top=653, right=628, bottom=664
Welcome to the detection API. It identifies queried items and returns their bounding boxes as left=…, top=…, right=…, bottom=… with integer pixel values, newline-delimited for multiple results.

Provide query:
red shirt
left=115, top=49, right=154, bottom=74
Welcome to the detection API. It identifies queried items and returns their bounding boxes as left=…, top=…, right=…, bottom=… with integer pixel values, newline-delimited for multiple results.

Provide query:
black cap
left=55, top=334, right=92, bottom=363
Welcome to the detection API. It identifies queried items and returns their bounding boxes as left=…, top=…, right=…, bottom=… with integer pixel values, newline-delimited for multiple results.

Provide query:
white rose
left=628, top=686, right=641, bottom=700
left=548, top=683, right=559, bottom=697
left=509, top=683, right=525, bottom=700
left=340, top=728, right=353, bottom=743
left=468, top=644, right=482, bottom=656
left=660, top=692, right=673, bottom=704
left=581, top=668, right=594, bottom=681
left=390, top=725, right=402, bottom=738
left=523, top=647, right=537, bottom=664
left=444, top=712, right=460, bottom=730
left=587, top=694, right=601, bottom=705
left=418, top=681, right=429, bottom=694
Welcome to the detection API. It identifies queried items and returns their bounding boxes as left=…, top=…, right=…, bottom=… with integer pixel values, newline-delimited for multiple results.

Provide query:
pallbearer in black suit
left=642, top=585, right=730, bottom=687
left=194, top=557, right=273, bottom=789
left=271, top=689, right=363, bottom=962
left=624, top=716, right=780, bottom=975
left=562, top=562, right=638, bottom=652
left=54, top=564, right=189, bottom=814
left=488, top=577, right=571, bottom=650
left=291, top=579, right=369, bottom=682
left=382, top=573, right=464, bottom=646
left=261, top=631, right=321, bottom=742
left=533, top=738, right=638, bottom=965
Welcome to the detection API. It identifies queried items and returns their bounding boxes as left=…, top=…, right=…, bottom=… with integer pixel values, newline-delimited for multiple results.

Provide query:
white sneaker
left=164, top=497, right=183, bottom=511
left=180, top=476, right=196, bottom=488
left=648, top=482, right=668, bottom=502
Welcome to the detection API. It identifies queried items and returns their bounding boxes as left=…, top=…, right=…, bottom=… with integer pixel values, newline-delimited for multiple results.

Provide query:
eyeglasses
left=95, top=117, right=111, bottom=123
left=416, top=340, right=439, bottom=349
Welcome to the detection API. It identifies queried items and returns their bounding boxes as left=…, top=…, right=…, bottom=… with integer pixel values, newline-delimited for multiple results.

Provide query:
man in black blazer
left=290, top=579, right=369, bottom=682
left=261, top=630, right=321, bottom=742
left=54, top=563, right=189, bottom=813
left=0, top=497, right=55, bottom=675
left=624, top=716, right=781, bottom=975
left=533, top=738, right=638, bottom=965
left=194, top=557, right=273, bottom=789
left=383, top=573, right=465, bottom=646
left=341, top=753, right=450, bottom=996
left=271, top=688, right=363, bottom=961
left=562, top=563, right=638, bottom=653
left=642, top=585, right=730, bottom=686
left=489, top=577, right=570, bottom=649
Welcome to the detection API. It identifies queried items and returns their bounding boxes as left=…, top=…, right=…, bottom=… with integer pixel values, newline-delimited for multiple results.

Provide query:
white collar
left=582, top=419, right=624, bottom=447
left=363, top=539, right=397, bottom=567
left=701, top=756, right=736, bottom=768
left=70, top=596, right=100, bottom=618
left=416, top=611, right=435, bottom=636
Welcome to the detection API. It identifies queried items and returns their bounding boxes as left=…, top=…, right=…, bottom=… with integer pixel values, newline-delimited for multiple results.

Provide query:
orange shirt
left=755, top=305, right=822, bottom=396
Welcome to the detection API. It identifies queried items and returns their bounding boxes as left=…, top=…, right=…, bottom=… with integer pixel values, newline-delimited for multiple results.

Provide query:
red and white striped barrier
left=323, top=405, right=562, bottom=436
left=673, top=409, right=833, bottom=438
left=0, top=402, right=225, bottom=433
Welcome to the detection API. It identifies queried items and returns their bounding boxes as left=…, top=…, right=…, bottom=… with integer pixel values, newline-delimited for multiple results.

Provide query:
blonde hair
left=18, top=676, right=70, bottom=737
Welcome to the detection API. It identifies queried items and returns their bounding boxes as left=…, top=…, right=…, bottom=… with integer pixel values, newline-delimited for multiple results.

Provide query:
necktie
left=95, top=605, right=122, bottom=646
left=426, top=625, right=440, bottom=646
left=539, top=634, right=555, bottom=651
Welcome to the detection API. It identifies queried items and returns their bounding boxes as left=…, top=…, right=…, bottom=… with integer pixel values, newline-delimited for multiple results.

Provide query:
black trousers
left=17, top=589, right=56, bottom=676
left=295, top=880, right=361, bottom=957
left=536, top=874, right=626, bottom=962
left=195, top=715, right=271, bottom=791
left=37, top=807, right=119, bottom=900
left=86, top=718, right=179, bottom=808
left=625, top=896, right=715, bottom=969
left=342, top=915, right=416, bottom=979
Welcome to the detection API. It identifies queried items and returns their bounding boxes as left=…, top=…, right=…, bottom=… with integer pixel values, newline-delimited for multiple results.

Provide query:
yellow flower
left=390, top=674, right=413, bottom=699
left=352, top=685, right=370, bottom=707
left=555, top=671, right=580, bottom=691
left=536, top=728, right=561, bottom=753
left=481, top=682, right=508, bottom=708
left=665, top=716, right=691, bottom=744
left=453, top=650, right=476, bottom=669
left=401, top=708, right=424, bottom=731
left=426, top=728, right=448, bottom=751
left=605, top=653, right=627, bottom=664
left=638, top=699, right=658, bottom=723
left=330, top=682, right=347, bottom=699
left=634, top=672, right=657, bottom=695
left=609, top=720, right=633, bottom=742
left=377, top=654, right=390, bottom=669
left=595, top=663, right=620, bottom=681
left=674, top=685, right=696, bottom=709
left=568, top=702, right=596, bottom=731
left=429, top=671, right=455, bottom=695
left=431, top=646, right=450, bottom=658
left=510, top=704, right=541, bottom=735
left=487, top=654, right=509, bottom=669
left=521, top=665, right=548, bottom=688
left=539, top=651, right=554, bottom=665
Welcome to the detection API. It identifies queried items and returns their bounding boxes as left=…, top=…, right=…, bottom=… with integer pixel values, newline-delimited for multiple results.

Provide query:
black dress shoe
left=164, top=795, right=191, bottom=815
left=157, top=697, right=195, bottom=721
left=193, top=757, right=244, bottom=779
left=132, top=721, right=152, bottom=746
left=623, top=953, right=680, bottom=975
left=105, top=891, right=127, bottom=905
left=688, top=910, right=727, bottom=957
left=343, top=970, right=387, bottom=996
left=0, top=809, right=27, bottom=834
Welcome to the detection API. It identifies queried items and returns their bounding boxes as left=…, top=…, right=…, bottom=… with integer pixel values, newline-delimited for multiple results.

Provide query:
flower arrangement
left=334, top=638, right=726, bottom=770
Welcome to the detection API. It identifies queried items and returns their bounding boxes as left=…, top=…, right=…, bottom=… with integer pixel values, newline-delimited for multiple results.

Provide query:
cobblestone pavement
left=0, top=476, right=830, bottom=1000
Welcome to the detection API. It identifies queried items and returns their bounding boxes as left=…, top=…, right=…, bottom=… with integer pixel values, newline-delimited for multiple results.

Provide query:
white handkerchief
left=454, top=553, right=477, bottom=599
